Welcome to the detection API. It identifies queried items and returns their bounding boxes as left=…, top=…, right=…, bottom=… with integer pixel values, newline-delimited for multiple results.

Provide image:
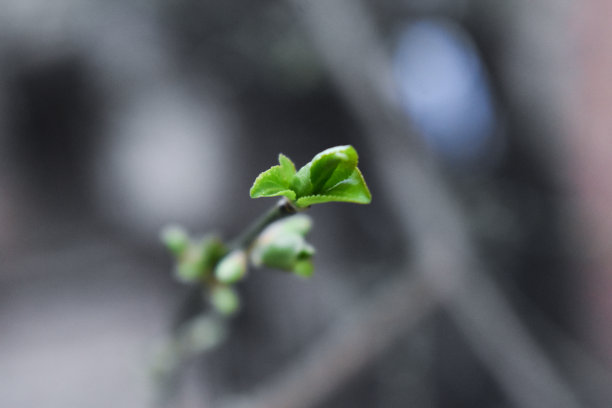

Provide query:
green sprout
left=250, top=145, right=372, bottom=207
left=156, top=146, right=371, bottom=402
left=250, top=214, right=315, bottom=278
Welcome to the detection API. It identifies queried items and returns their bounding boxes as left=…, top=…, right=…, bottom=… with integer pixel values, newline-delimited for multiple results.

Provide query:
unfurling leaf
left=250, top=145, right=371, bottom=208
left=296, top=168, right=371, bottom=206
left=250, top=153, right=297, bottom=201
left=309, top=145, right=358, bottom=192
left=161, top=228, right=226, bottom=284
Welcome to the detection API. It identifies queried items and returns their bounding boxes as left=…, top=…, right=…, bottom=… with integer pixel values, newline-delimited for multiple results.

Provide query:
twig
left=230, top=198, right=298, bottom=250
left=156, top=198, right=300, bottom=406
left=172, top=198, right=299, bottom=330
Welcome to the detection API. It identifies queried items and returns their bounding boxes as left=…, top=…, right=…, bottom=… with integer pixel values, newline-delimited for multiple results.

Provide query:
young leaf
left=308, top=145, right=358, bottom=193
left=278, top=153, right=296, bottom=180
left=250, top=154, right=297, bottom=200
left=250, top=168, right=296, bottom=200
left=250, top=145, right=371, bottom=207
left=290, top=163, right=313, bottom=197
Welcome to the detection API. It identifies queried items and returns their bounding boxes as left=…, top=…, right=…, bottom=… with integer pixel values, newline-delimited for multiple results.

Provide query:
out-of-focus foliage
left=250, top=214, right=315, bottom=277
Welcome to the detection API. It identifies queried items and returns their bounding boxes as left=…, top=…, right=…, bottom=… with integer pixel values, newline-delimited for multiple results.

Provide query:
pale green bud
left=215, top=250, right=248, bottom=284
left=250, top=215, right=315, bottom=277
left=251, top=233, right=304, bottom=270
left=160, top=224, right=189, bottom=256
left=210, top=285, right=241, bottom=316
left=293, top=259, right=314, bottom=278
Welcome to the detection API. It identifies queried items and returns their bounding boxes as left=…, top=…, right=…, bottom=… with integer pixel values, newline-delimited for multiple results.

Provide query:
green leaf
left=308, top=145, right=358, bottom=193
left=250, top=169, right=296, bottom=200
left=296, top=169, right=371, bottom=206
left=250, top=154, right=297, bottom=200
left=250, top=145, right=371, bottom=208
left=276, top=214, right=312, bottom=235
left=290, top=163, right=313, bottom=197
left=278, top=153, right=296, bottom=180
left=174, top=236, right=226, bottom=283
left=210, top=285, right=241, bottom=316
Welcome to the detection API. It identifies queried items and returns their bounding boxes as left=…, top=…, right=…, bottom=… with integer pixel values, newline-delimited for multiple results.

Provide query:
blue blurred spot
left=393, top=20, right=499, bottom=166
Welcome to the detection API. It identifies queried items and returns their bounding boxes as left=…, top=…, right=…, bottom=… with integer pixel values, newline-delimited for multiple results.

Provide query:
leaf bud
left=215, top=249, right=248, bottom=284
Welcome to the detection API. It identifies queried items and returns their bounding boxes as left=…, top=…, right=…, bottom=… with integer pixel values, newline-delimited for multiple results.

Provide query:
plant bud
left=215, top=250, right=248, bottom=284
left=277, top=214, right=312, bottom=235
left=175, top=257, right=202, bottom=283
left=250, top=214, right=315, bottom=276
left=160, top=224, right=189, bottom=256
left=210, top=286, right=241, bottom=316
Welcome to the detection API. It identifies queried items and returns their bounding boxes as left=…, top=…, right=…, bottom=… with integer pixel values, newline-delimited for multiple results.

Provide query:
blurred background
left=2, top=0, right=612, bottom=407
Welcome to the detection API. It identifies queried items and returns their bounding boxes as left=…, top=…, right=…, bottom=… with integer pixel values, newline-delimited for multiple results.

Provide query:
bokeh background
left=2, top=0, right=612, bottom=407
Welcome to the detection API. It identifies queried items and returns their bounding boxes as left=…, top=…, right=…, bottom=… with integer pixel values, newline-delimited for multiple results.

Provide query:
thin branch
left=230, top=198, right=298, bottom=250
left=157, top=198, right=300, bottom=406
left=172, top=197, right=300, bottom=332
